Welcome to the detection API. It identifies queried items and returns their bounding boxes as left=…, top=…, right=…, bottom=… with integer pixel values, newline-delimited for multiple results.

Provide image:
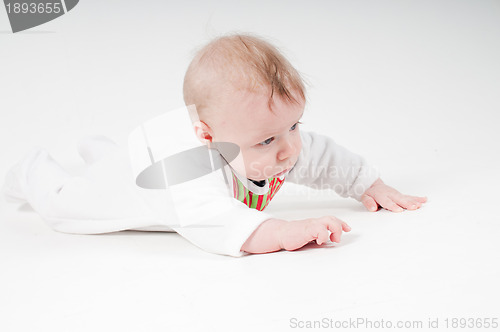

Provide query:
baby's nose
left=278, top=141, right=297, bottom=160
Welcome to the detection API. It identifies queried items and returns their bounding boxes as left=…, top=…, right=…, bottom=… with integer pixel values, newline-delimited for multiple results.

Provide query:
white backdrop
left=1, top=1, right=499, bottom=331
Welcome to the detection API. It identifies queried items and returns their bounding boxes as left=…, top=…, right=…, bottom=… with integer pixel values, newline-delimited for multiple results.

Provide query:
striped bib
left=230, top=172, right=285, bottom=211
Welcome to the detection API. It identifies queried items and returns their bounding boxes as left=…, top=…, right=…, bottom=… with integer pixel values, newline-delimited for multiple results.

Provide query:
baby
left=181, top=34, right=426, bottom=254
left=2, top=33, right=426, bottom=257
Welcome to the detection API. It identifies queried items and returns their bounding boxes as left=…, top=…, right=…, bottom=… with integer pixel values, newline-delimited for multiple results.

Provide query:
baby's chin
left=248, top=176, right=268, bottom=181
left=240, top=172, right=270, bottom=181
left=246, top=172, right=280, bottom=181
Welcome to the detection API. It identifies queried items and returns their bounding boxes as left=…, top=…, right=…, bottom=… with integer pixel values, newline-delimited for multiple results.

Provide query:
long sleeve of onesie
left=286, top=131, right=380, bottom=201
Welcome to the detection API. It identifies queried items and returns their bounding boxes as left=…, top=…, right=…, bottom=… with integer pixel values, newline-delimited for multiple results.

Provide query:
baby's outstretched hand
left=279, top=216, right=351, bottom=251
left=241, top=217, right=351, bottom=254
left=361, top=178, right=427, bottom=212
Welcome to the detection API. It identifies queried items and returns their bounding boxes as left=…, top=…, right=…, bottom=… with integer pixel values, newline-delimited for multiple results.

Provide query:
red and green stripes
left=231, top=173, right=285, bottom=211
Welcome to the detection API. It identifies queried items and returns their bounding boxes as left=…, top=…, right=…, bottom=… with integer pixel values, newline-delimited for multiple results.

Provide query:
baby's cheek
left=227, top=151, right=261, bottom=178
left=246, top=163, right=263, bottom=178
left=227, top=153, right=246, bottom=173
left=249, top=157, right=278, bottom=179
left=294, top=131, right=303, bottom=154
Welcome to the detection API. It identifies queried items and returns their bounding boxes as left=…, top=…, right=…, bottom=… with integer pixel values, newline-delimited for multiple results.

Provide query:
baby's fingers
left=316, top=217, right=350, bottom=244
left=377, top=195, right=404, bottom=212
left=341, top=222, right=352, bottom=232
left=361, top=195, right=378, bottom=212
left=415, top=196, right=428, bottom=203
left=330, top=223, right=350, bottom=243
left=393, top=194, right=427, bottom=210
left=327, top=219, right=347, bottom=243
left=315, top=227, right=330, bottom=245
left=330, top=231, right=342, bottom=243
left=307, top=223, right=329, bottom=245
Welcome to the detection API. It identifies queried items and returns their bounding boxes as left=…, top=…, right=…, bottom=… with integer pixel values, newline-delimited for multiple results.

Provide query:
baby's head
left=183, top=34, right=306, bottom=181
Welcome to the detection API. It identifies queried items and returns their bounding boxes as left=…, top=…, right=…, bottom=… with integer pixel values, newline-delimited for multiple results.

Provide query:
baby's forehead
left=211, top=88, right=304, bottom=140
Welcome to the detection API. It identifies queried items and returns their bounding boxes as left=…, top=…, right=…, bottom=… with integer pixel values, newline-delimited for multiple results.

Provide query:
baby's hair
left=183, top=33, right=306, bottom=116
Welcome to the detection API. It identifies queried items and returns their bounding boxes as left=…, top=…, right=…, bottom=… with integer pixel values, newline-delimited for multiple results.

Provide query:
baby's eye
left=258, top=137, right=275, bottom=146
left=290, top=121, right=302, bottom=131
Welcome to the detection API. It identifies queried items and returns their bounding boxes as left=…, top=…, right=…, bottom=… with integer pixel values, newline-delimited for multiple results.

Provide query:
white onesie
left=2, top=113, right=379, bottom=257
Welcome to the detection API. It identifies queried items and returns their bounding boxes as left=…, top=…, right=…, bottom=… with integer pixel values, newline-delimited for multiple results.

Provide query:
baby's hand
left=361, top=178, right=427, bottom=212
left=279, top=216, right=351, bottom=251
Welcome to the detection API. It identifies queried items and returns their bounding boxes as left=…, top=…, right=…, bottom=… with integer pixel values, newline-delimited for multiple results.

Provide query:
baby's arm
left=241, top=216, right=351, bottom=254
left=361, top=178, right=427, bottom=212
left=287, top=131, right=427, bottom=212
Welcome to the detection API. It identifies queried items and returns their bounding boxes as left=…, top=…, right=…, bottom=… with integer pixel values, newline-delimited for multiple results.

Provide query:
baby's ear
left=192, top=121, right=213, bottom=144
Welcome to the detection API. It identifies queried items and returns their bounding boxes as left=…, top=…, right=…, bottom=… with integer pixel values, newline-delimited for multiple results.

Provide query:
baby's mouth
left=274, top=167, right=291, bottom=177
left=273, top=160, right=297, bottom=177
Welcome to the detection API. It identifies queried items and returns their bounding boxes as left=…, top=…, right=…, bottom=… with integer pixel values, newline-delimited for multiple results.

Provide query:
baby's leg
left=2, top=141, right=162, bottom=234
